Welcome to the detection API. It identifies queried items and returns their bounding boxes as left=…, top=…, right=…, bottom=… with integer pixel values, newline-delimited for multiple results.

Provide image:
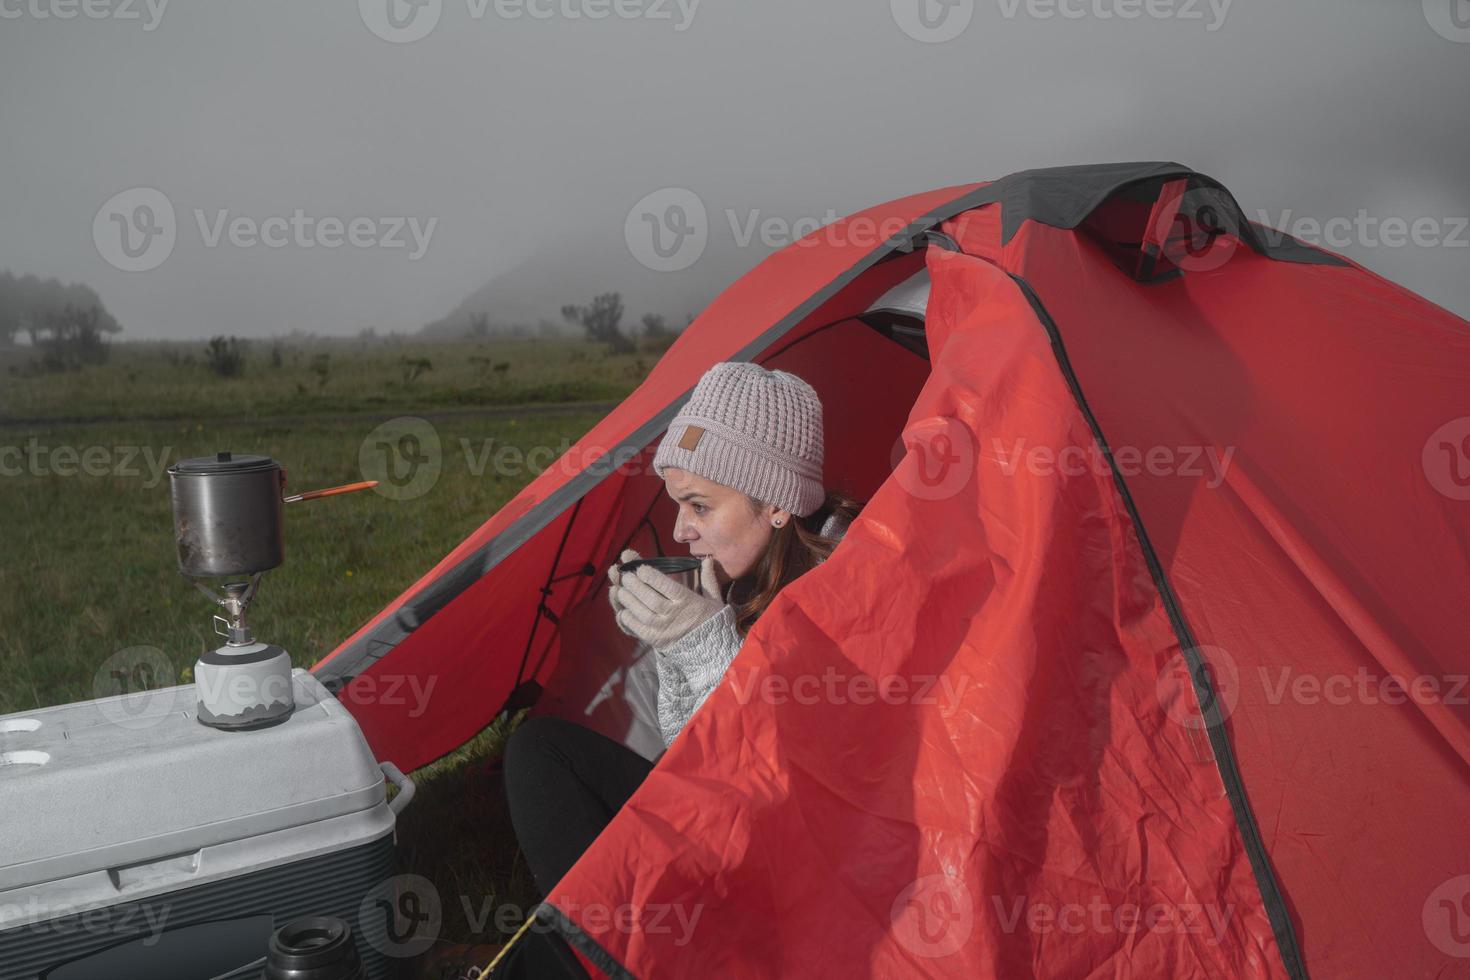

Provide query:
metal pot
left=168, top=452, right=287, bottom=577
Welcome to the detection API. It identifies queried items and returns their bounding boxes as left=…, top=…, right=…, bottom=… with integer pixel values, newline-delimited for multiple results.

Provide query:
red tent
left=315, top=163, right=1470, bottom=978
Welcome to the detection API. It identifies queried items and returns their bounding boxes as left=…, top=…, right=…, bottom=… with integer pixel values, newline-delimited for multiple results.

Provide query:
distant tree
left=639, top=313, right=670, bottom=339
left=561, top=292, right=633, bottom=354
left=204, top=336, right=248, bottom=377
left=0, top=269, right=120, bottom=348
left=37, top=303, right=119, bottom=370
left=638, top=312, right=678, bottom=354
left=467, top=311, right=491, bottom=339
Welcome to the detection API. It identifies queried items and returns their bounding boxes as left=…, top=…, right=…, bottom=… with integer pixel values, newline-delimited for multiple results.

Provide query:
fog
left=2, top=0, right=1466, bottom=340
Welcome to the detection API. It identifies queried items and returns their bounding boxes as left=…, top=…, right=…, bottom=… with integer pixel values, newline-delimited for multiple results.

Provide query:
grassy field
left=1, top=336, right=653, bottom=422
left=0, top=335, right=656, bottom=965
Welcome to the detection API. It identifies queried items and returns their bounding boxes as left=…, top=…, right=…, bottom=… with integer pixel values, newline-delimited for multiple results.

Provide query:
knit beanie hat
left=653, top=361, right=825, bottom=518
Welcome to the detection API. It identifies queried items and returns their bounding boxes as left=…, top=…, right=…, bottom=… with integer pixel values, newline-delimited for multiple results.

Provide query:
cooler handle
left=380, top=761, right=415, bottom=816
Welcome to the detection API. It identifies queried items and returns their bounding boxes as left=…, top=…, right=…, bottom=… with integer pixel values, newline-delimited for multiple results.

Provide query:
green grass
left=0, top=336, right=655, bottom=422
left=0, top=336, right=645, bottom=951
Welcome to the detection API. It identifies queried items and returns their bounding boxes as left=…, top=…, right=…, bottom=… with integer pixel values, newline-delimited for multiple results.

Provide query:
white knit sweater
left=654, top=510, right=851, bottom=747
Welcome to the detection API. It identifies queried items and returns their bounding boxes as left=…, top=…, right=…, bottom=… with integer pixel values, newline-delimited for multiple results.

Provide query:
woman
left=491, top=361, right=862, bottom=978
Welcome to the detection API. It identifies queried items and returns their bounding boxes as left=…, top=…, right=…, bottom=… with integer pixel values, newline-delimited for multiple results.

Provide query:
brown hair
left=727, top=488, right=865, bottom=638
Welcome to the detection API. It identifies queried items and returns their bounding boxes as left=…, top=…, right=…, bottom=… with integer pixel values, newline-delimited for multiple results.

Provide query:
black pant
left=494, top=716, right=655, bottom=979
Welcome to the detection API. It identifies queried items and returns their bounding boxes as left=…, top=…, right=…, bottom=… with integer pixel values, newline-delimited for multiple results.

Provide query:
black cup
left=263, top=916, right=364, bottom=980
left=618, top=555, right=702, bottom=575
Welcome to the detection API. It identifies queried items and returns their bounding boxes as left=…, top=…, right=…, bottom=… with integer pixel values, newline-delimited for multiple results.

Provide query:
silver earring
left=773, top=519, right=783, bottom=527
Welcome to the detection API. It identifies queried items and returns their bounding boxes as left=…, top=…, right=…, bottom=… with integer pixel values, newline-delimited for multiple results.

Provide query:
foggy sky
left=2, top=0, right=1467, bottom=340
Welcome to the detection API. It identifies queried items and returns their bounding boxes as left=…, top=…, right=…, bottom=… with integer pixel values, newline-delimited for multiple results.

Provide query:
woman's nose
left=673, top=513, right=695, bottom=543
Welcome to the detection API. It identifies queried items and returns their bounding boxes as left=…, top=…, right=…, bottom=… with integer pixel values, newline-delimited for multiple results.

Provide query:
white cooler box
left=0, top=669, right=413, bottom=980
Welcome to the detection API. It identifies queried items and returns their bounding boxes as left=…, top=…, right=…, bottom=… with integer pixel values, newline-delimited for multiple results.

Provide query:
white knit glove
left=607, top=549, right=643, bottom=637
left=612, top=554, right=724, bottom=651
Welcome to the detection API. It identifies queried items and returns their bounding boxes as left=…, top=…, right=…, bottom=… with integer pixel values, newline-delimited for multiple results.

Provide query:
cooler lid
left=0, top=670, right=390, bottom=892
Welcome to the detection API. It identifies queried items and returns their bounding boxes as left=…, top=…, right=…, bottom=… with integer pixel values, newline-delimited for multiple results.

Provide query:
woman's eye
left=692, top=504, right=706, bottom=515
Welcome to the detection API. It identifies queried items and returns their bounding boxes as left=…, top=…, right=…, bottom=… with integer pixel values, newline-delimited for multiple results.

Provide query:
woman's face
left=663, top=467, right=790, bottom=583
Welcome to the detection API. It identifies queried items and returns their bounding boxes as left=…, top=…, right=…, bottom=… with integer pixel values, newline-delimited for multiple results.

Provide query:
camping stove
left=168, top=451, right=376, bottom=730
left=188, top=572, right=295, bottom=729
left=170, top=452, right=296, bottom=729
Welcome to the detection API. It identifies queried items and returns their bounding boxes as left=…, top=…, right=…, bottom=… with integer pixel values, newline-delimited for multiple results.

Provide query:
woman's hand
left=613, top=556, right=723, bottom=651
left=607, top=549, right=643, bottom=637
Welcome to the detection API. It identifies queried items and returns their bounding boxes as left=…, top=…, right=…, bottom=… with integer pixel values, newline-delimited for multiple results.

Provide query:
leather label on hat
left=678, top=425, right=705, bottom=451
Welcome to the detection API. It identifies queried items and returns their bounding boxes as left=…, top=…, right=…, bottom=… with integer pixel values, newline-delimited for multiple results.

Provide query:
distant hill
left=418, top=239, right=744, bottom=341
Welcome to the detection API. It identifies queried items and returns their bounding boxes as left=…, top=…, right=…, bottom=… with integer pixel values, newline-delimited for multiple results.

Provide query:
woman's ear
left=769, top=506, right=793, bottom=528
